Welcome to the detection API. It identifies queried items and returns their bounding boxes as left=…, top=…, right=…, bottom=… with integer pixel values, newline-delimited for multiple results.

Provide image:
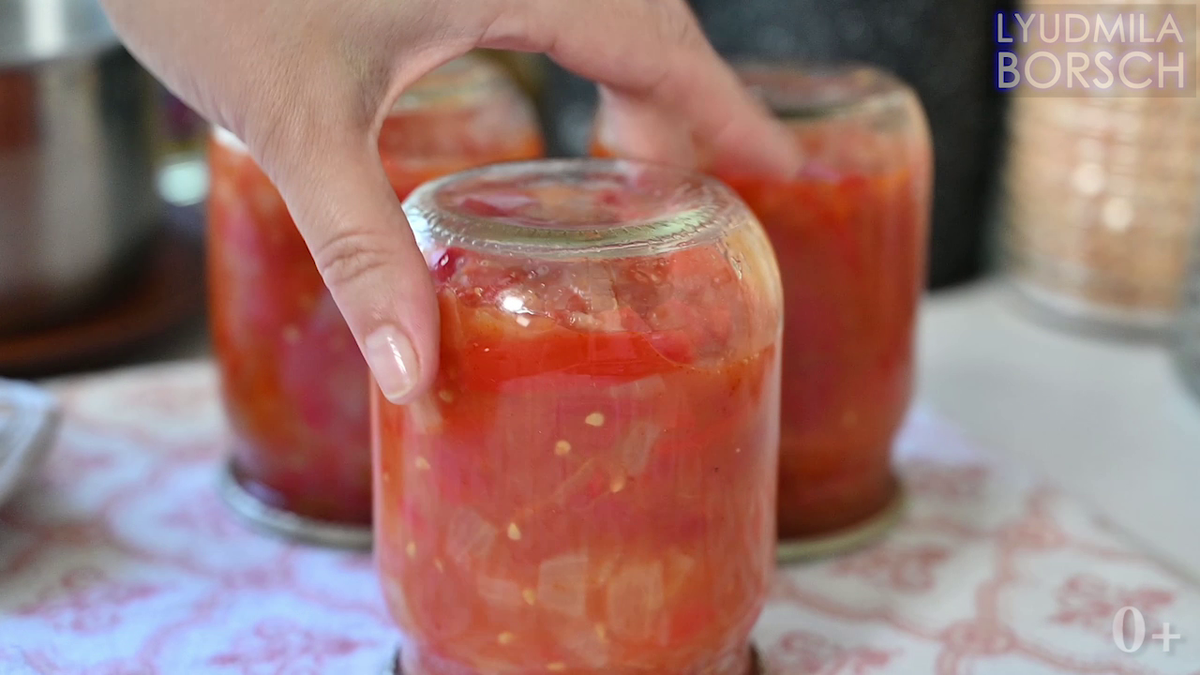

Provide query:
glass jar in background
left=546, top=0, right=1007, bottom=288
left=373, top=159, right=783, bottom=675
left=1003, top=0, right=1200, bottom=337
left=719, top=64, right=932, bottom=558
left=1005, top=93, right=1200, bottom=336
left=207, top=55, right=544, bottom=546
left=590, top=64, right=931, bottom=559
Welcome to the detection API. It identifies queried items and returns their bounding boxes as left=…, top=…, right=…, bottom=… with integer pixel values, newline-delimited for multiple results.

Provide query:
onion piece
left=445, top=508, right=498, bottom=567
left=537, top=553, right=590, bottom=618
left=606, top=375, right=667, bottom=401
left=405, top=392, right=444, bottom=434
left=551, top=618, right=610, bottom=669
left=477, top=575, right=524, bottom=611
left=616, top=420, right=662, bottom=476
left=664, top=549, right=696, bottom=598
left=606, top=560, right=665, bottom=640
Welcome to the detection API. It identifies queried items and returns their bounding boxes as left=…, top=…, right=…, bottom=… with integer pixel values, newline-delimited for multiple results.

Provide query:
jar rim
left=734, top=61, right=915, bottom=121
left=403, top=158, right=749, bottom=259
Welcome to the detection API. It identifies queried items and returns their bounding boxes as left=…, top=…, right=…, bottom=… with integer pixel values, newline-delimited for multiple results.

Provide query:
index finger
left=477, top=0, right=800, bottom=176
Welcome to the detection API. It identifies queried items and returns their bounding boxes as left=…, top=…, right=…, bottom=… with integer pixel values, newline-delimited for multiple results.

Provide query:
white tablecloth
left=1, top=361, right=1197, bottom=674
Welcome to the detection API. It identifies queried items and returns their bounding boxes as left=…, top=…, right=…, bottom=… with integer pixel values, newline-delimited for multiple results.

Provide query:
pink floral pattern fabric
left=1, top=361, right=1197, bottom=674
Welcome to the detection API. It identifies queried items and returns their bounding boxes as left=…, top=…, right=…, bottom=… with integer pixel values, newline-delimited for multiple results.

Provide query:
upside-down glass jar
left=719, top=63, right=932, bottom=557
left=207, top=54, right=544, bottom=546
left=373, top=159, right=783, bottom=675
left=1003, top=1, right=1200, bottom=336
left=1005, top=95, right=1199, bottom=336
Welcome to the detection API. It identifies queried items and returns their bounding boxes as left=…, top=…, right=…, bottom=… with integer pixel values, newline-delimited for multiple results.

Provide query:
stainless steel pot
left=0, top=0, right=163, bottom=335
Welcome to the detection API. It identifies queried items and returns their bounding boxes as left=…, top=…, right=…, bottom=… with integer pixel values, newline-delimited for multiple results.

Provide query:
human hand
left=100, top=0, right=800, bottom=403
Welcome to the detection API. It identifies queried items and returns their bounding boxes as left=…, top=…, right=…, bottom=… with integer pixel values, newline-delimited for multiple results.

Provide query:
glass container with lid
left=207, top=54, right=544, bottom=546
left=718, top=63, right=931, bottom=555
left=1003, top=1, right=1200, bottom=337
left=373, top=158, right=783, bottom=675
left=592, top=63, right=931, bottom=557
left=1005, top=93, right=1200, bottom=336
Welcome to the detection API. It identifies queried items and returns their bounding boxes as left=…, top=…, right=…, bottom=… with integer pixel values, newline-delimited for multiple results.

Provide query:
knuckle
left=311, top=227, right=398, bottom=291
left=482, top=2, right=554, bottom=53
left=675, top=16, right=705, bottom=49
left=655, top=0, right=705, bottom=50
left=237, top=71, right=373, bottom=177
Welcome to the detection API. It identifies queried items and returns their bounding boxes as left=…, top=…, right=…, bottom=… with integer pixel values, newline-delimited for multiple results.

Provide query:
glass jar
left=717, top=64, right=932, bottom=552
left=1006, top=94, right=1200, bottom=336
left=207, top=54, right=544, bottom=545
left=373, top=159, right=783, bottom=675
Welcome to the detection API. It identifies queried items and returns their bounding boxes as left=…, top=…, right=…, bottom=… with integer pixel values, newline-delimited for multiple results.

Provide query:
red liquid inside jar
left=207, top=56, right=544, bottom=529
left=727, top=64, right=932, bottom=538
left=374, top=160, right=783, bottom=675
left=595, top=64, right=933, bottom=540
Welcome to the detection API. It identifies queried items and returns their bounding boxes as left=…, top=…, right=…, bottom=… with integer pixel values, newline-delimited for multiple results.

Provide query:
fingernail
left=365, top=325, right=419, bottom=404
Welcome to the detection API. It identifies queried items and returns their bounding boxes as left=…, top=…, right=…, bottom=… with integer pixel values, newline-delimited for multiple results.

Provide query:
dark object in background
left=0, top=0, right=164, bottom=335
left=151, top=86, right=210, bottom=236
left=540, top=0, right=1008, bottom=289
left=0, top=224, right=205, bottom=379
left=536, top=65, right=597, bottom=160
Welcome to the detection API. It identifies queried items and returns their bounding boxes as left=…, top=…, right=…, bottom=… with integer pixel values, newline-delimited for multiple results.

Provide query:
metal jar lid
left=0, top=0, right=121, bottom=68
left=385, top=644, right=767, bottom=674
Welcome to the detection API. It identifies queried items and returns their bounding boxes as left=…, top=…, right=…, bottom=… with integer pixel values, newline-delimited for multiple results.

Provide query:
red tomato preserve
left=373, top=159, right=784, bottom=675
left=725, top=64, right=933, bottom=540
left=207, top=55, right=544, bottom=542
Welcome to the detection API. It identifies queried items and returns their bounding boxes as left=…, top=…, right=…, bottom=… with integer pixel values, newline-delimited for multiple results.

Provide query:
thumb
left=263, top=131, right=440, bottom=405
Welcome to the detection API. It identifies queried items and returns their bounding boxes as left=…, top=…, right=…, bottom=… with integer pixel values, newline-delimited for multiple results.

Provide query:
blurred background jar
left=1003, top=120, right=1200, bottom=333
left=539, top=0, right=1007, bottom=290
left=592, top=64, right=932, bottom=557
left=723, top=64, right=931, bottom=556
left=1005, top=97, right=1199, bottom=336
left=0, top=0, right=163, bottom=337
left=374, top=158, right=783, bottom=675
left=207, top=54, right=544, bottom=546
left=1002, top=0, right=1200, bottom=338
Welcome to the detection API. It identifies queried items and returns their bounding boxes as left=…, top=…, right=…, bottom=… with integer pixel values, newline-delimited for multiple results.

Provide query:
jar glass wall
left=1002, top=2, right=1200, bottom=336
left=1005, top=94, right=1199, bottom=336
left=207, top=55, right=544, bottom=544
left=720, top=64, right=932, bottom=546
left=373, top=159, right=783, bottom=675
